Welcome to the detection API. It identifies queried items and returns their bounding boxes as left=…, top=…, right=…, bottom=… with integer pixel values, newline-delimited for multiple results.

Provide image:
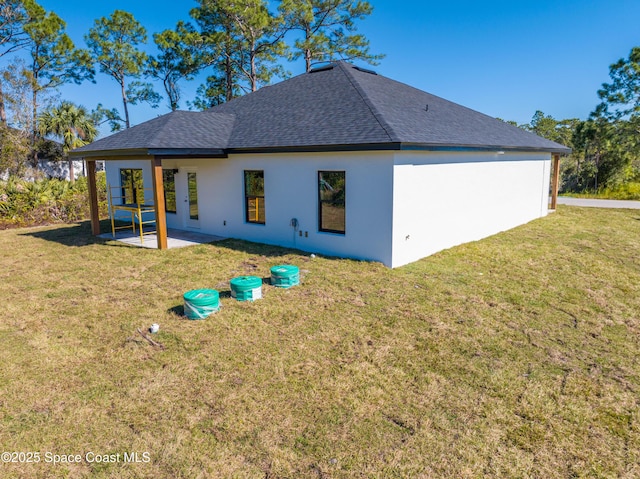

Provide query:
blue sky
left=21, top=0, right=640, bottom=136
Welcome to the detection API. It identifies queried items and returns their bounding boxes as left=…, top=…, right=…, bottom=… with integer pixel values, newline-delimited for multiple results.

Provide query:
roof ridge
left=337, top=62, right=397, bottom=143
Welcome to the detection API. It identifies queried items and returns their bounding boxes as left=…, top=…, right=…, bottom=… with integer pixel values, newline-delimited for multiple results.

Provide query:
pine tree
left=279, top=0, right=382, bottom=72
left=86, top=10, right=160, bottom=129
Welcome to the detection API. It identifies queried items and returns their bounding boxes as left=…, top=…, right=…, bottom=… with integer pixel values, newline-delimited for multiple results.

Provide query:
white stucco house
left=73, top=62, right=569, bottom=268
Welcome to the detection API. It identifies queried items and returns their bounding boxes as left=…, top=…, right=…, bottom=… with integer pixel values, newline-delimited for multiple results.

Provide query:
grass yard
left=1, top=206, right=639, bottom=478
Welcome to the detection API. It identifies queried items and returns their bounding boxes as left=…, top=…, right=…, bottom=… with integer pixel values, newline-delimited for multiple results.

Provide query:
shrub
left=0, top=172, right=108, bottom=228
left=600, top=182, right=640, bottom=200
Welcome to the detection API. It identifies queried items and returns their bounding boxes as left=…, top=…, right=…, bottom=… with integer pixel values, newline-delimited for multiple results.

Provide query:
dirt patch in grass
left=1, top=207, right=639, bottom=478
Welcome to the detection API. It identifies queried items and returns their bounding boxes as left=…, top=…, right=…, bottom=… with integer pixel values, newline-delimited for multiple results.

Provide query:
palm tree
left=38, top=101, right=97, bottom=182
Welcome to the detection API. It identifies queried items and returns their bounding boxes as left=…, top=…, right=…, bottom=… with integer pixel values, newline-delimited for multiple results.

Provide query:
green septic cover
left=271, top=265, right=300, bottom=289
left=230, top=276, right=262, bottom=292
left=183, top=289, right=219, bottom=304
left=183, top=289, right=220, bottom=319
left=270, top=265, right=299, bottom=277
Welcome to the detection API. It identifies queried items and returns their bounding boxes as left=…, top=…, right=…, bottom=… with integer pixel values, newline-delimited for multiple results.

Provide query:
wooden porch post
left=550, top=153, right=560, bottom=210
left=151, top=156, right=168, bottom=249
left=87, top=159, right=100, bottom=235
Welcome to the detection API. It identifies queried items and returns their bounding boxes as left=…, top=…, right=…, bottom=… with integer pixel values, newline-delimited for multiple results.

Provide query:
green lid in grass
left=230, top=276, right=262, bottom=292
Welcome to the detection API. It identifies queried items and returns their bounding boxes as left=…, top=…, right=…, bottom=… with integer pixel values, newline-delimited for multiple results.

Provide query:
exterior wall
left=108, top=152, right=395, bottom=266
left=391, top=151, right=552, bottom=268
left=104, top=150, right=553, bottom=269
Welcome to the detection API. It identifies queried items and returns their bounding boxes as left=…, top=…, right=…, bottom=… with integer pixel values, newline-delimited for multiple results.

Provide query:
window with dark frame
left=244, top=170, right=265, bottom=224
left=318, top=171, right=345, bottom=234
left=120, top=168, right=143, bottom=204
left=163, top=169, right=178, bottom=214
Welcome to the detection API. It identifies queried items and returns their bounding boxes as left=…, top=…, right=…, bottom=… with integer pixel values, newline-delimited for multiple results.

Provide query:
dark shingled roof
left=74, top=62, right=570, bottom=157
left=74, top=111, right=234, bottom=156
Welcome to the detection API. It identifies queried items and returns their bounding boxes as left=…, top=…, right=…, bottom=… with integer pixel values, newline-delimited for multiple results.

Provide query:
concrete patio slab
left=99, top=228, right=226, bottom=249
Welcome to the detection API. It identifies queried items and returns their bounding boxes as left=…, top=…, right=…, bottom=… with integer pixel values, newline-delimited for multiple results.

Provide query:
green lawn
left=1, top=206, right=639, bottom=478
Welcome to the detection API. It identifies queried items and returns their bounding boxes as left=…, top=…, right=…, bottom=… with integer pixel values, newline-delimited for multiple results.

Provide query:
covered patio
left=85, top=157, right=171, bottom=248
left=70, top=111, right=232, bottom=250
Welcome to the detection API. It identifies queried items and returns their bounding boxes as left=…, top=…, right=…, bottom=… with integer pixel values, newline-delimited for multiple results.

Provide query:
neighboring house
left=37, top=158, right=92, bottom=181
left=72, top=62, right=570, bottom=268
left=37, top=138, right=102, bottom=181
left=0, top=128, right=79, bottom=180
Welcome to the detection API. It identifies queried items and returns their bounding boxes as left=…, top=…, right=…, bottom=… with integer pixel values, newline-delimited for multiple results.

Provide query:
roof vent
left=353, top=66, right=377, bottom=75
left=309, top=63, right=335, bottom=73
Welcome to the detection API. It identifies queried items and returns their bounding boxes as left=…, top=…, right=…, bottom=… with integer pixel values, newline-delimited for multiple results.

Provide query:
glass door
left=183, top=169, right=199, bottom=229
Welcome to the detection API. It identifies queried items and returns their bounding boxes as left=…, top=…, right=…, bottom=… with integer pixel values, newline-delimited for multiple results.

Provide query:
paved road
left=557, top=197, right=640, bottom=209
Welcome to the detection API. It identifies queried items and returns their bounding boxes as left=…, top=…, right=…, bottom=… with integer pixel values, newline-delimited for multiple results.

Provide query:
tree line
left=1, top=0, right=639, bottom=197
left=0, top=0, right=381, bottom=178
left=507, top=47, right=640, bottom=195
